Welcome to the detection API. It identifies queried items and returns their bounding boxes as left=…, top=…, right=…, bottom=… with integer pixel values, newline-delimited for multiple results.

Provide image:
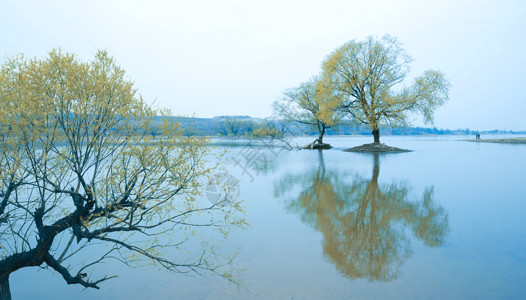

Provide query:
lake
left=10, top=135, right=526, bottom=299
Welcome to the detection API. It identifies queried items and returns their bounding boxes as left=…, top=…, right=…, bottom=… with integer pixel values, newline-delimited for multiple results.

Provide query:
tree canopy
left=0, top=50, right=244, bottom=299
left=322, top=35, right=450, bottom=144
left=273, top=76, right=344, bottom=147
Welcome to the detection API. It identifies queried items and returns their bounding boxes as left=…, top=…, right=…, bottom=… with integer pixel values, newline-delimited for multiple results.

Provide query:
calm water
left=11, top=135, right=526, bottom=299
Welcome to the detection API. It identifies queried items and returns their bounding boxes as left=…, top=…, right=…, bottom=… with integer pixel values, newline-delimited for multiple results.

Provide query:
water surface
left=11, top=135, right=526, bottom=299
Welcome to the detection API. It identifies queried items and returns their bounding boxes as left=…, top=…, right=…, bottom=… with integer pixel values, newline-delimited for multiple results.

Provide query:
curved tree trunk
left=0, top=274, right=11, bottom=300
left=372, top=128, right=380, bottom=144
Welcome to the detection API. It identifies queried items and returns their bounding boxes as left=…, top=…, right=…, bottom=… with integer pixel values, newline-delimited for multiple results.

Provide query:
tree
left=241, top=120, right=257, bottom=137
left=250, top=118, right=297, bottom=150
left=219, top=118, right=244, bottom=137
left=322, top=35, right=450, bottom=144
left=274, top=76, right=344, bottom=148
left=0, top=50, right=244, bottom=299
left=251, top=118, right=286, bottom=140
left=275, top=152, right=448, bottom=281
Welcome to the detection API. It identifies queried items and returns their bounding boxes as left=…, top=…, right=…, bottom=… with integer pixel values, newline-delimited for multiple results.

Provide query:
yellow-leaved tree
left=273, top=76, right=344, bottom=149
left=322, top=35, right=450, bottom=144
left=0, top=50, right=244, bottom=300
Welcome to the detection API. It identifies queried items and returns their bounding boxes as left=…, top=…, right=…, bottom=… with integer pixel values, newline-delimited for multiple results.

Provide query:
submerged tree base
left=344, top=143, right=410, bottom=153
left=302, top=141, right=333, bottom=150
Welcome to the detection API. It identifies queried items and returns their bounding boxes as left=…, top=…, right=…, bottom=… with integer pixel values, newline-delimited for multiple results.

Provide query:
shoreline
left=463, top=138, right=526, bottom=144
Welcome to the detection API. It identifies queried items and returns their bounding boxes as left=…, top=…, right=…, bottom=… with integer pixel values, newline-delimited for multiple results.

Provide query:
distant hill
left=212, top=115, right=252, bottom=120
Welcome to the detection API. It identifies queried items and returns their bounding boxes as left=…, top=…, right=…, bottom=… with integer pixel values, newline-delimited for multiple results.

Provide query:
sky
left=1, top=0, right=525, bottom=131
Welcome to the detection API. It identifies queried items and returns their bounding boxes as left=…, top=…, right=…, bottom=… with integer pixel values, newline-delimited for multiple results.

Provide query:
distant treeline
left=148, top=116, right=523, bottom=138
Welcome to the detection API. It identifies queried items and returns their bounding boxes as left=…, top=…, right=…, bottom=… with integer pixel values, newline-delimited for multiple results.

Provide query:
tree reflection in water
left=275, top=152, right=448, bottom=281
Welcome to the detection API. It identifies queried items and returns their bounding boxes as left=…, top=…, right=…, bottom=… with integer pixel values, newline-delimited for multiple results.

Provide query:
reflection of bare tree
left=275, top=152, right=448, bottom=281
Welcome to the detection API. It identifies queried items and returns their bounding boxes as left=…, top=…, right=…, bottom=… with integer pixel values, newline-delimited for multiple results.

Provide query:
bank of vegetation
left=145, top=115, right=520, bottom=143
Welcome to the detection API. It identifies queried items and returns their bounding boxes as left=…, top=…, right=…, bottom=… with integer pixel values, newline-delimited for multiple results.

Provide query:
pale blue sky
left=1, top=0, right=525, bottom=130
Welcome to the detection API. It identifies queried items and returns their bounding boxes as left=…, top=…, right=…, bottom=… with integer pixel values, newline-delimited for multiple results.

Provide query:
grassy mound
left=344, top=143, right=410, bottom=153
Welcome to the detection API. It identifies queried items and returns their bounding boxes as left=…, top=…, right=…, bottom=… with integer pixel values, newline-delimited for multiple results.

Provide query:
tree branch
left=45, top=253, right=115, bottom=289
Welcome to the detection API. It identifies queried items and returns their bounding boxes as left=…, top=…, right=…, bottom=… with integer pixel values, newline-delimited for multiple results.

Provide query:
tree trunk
left=0, top=274, right=11, bottom=300
left=372, top=128, right=380, bottom=144
left=318, top=126, right=326, bottom=144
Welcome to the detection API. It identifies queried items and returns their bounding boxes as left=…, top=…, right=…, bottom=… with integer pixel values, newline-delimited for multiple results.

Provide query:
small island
left=344, top=143, right=411, bottom=153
